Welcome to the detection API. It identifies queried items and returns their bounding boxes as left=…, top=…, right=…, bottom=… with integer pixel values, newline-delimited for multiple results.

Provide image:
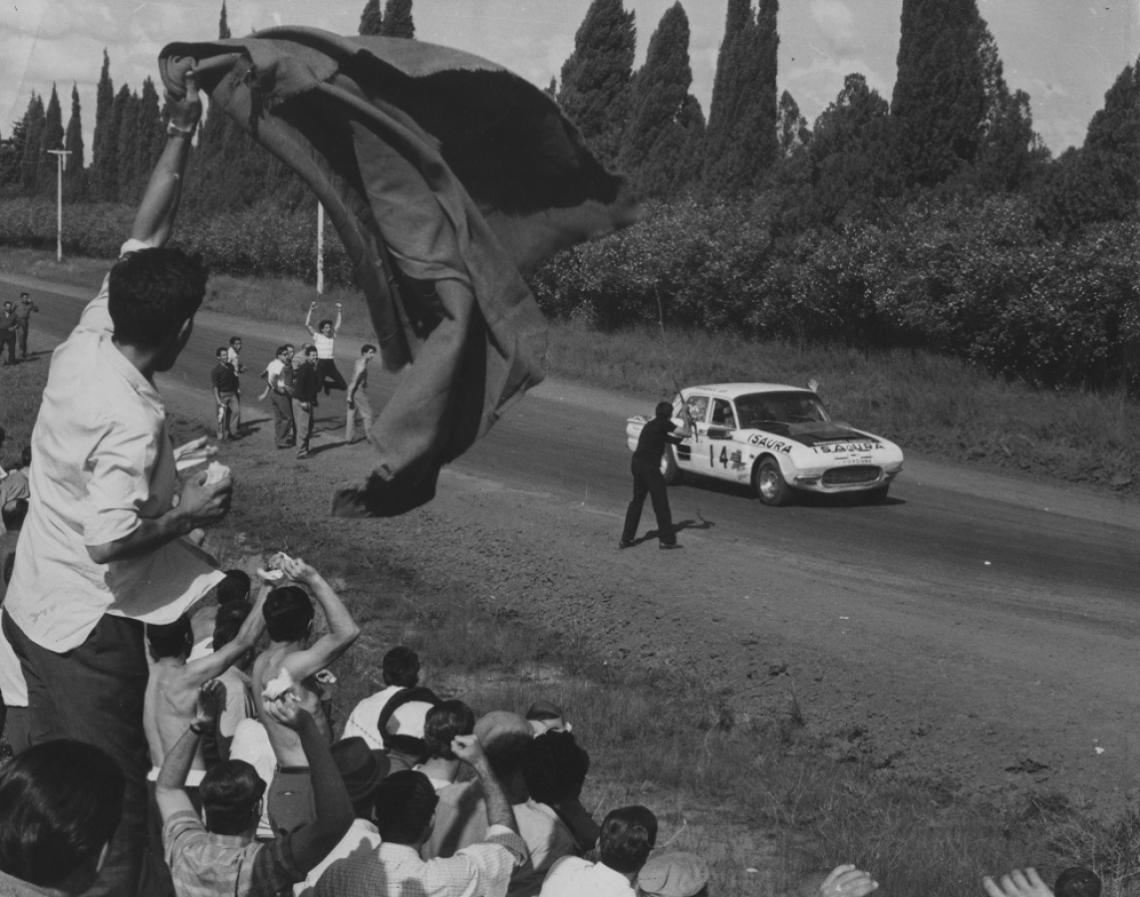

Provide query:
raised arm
left=277, top=558, right=360, bottom=681
left=155, top=680, right=226, bottom=822
left=264, top=698, right=353, bottom=870
left=452, top=734, right=518, bottom=834
left=333, top=303, right=343, bottom=335
left=304, top=302, right=318, bottom=337
left=129, top=70, right=202, bottom=248
left=181, top=585, right=269, bottom=685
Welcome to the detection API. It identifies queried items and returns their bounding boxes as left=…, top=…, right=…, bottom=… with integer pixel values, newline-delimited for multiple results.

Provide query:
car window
left=711, top=399, right=736, bottom=428
left=684, top=395, right=710, bottom=423
left=735, top=392, right=830, bottom=426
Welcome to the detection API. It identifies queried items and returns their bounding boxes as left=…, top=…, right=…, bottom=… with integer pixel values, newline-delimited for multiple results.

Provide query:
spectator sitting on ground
left=252, top=556, right=360, bottom=837
left=313, top=734, right=528, bottom=897
left=376, top=684, right=441, bottom=773
left=342, top=644, right=421, bottom=749
left=526, top=699, right=572, bottom=736
left=143, top=585, right=268, bottom=791
left=523, top=729, right=599, bottom=853
left=540, top=805, right=657, bottom=897
left=425, top=710, right=577, bottom=890
left=294, top=736, right=389, bottom=897
left=0, top=740, right=125, bottom=896
left=1055, top=868, right=1100, bottom=897
left=157, top=681, right=353, bottom=897
left=637, top=851, right=710, bottom=897
left=984, top=868, right=1053, bottom=897
left=414, top=699, right=476, bottom=790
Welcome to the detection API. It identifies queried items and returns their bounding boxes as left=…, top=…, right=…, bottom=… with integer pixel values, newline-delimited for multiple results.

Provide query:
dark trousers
left=295, top=400, right=314, bottom=452
left=621, top=457, right=676, bottom=545
left=3, top=612, right=155, bottom=897
left=0, top=330, right=14, bottom=364
left=271, top=391, right=295, bottom=447
left=16, top=324, right=29, bottom=358
left=316, top=358, right=347, bottom=394
left=216, top=391, right=241, bottom=439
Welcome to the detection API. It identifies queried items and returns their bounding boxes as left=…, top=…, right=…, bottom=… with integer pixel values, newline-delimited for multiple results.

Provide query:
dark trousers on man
left=621, top=457, right=676, bottom=546
left=0, top=329, right=14, bottom=365
left=3, top=612, right=156, bottom=897
left=271, top=390, right=295, bottom=447
left=216, top=391, right=241, bottom=440
left=294, top=400, right=314, bottom=454
left=16, top=324, right=30, bottom=359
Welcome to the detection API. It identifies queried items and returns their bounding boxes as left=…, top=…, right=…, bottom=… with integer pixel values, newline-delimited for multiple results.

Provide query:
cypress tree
left=19, top=94, right=45, bottom=194
left=703, top=0, right=780, bottom=192
left=777, top=90, right=810, bottom=157
left=557, top=0, right=636, bottom=168
left=890, top=0, right=987, bottom=187
left=131, top=78, right=164, bottom=200
left=107, top=85, right=133, bottom=202
left=380, top=0, right=414, bottom=38
left=359, top=0, right=383, bottom=36
left=40, top=85, right=65, bottom=195
left=63, top=83, right=85, bottom=200
left=91, top=50, right=116, bottom=200
left=219, top=1, right=232, bottom=39
left=620, top=2, right=704, bottom=197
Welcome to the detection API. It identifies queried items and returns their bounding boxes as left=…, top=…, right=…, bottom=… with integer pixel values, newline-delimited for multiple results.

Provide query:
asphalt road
left=5, top=271, right=1140, bottom=811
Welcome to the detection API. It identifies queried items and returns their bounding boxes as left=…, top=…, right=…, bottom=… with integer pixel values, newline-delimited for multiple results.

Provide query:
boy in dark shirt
left=292, top=345, right=321, bottom=459
left=211, top=347, right=241, bottom=440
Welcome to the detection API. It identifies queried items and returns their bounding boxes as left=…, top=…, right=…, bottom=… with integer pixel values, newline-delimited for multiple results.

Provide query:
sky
left=1, top=0, right=1136, bottom=166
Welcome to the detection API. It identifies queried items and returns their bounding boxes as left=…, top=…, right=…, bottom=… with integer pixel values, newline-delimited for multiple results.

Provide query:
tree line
left=0, top=0, right=1137, bottom=393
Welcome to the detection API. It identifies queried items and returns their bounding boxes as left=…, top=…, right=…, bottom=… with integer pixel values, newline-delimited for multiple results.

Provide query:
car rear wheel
left=661, top=445, right=680, bottom=485
left=753, top=458, right=790, bottom=506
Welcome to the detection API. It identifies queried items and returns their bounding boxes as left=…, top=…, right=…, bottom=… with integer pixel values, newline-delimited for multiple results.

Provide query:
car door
left=705, top=398, right=738, bottom=479
left=673, top=394, right=709, bottom=472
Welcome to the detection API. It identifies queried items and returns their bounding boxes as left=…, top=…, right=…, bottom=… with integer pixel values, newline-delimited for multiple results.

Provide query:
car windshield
left=735, top=391, right=830, bottom=426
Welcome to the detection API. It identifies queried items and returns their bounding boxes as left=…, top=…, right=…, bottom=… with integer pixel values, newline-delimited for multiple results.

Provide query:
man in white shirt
left=341, top=644, right=420, bottom=749
left=539, top=806, right=657, bottom=897
left=0, top=69, right=233, bottom=897
left=314, top=734, right=528, bottom=897
left=266, top=344, right=297, bottom=448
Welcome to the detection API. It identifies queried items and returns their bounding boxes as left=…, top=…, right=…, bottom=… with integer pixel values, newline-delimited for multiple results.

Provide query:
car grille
left=822, top=465, right=881, bottom=486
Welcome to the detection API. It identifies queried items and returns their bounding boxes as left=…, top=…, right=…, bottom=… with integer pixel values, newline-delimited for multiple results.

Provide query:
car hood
left=755, top=421, right=881, bottom=447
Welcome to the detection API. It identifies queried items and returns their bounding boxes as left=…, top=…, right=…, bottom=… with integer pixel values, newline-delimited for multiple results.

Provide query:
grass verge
left=2, top=348, right=1132, bottom=896
left=3, top=246, right=1137, bottom=497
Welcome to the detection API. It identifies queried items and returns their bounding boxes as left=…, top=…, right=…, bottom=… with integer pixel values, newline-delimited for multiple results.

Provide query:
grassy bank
left=3, top=246, right=1137, bottom=498
left=1, top=271, right=1134, bottom=895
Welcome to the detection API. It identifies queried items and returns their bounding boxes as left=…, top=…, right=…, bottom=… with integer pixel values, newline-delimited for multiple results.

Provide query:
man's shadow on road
left=627, top=516, right=715, bottom=548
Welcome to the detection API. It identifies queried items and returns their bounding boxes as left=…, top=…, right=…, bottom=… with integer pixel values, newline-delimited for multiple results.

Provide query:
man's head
left=212, top=600, right=252, bottom=653
left=2, top=301, right=12, bottom=313
left=199, top=760, right=265, bottom=837
left=473, top=711, right=533, bottom=787
left=302, top=345, right=318, bottom=364
left=2, top=497, right=28, bottom=532
left=331, top=737, right=389, bottom=819
left=216, top=347, right=229, bottom=364
left=525, top=699, right=571, bottom=736
left=0, top=740, right=124, bottom=893
left=655, top=401, right=673, bottom=419
left=229, top=337, right=242, bottom=351
left=382, top=645, right=420, bottom=688
left=598, top=806, right=657, bottom=875
left=1055, top=868, right=1102, bottom=897
left=378, top=687, right=441, bottom=759
left=523, top=730, right=590, bottom=806
left=108, top=248, right=208, bottom=369
left=422, top=700, right=475, bottom=761
left=263, top=585, right=314, bottom=643
left=275, top=344, right=292, bottom=362
left=146, top=616, right=193, bottom=661
left=19, top=292, right=29, bottom=303
left=216, top=569, right=252, bottom=605
left=361, top=344, right=378, bottom=360
left=372, top=770, right=438, bottom=846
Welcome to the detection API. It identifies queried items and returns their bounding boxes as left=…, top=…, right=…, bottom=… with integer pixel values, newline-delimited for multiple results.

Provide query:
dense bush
left=2, top=192, right=1136, bottom=396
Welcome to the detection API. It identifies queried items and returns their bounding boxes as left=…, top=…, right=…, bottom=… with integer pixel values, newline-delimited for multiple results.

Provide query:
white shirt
left=5, top=256, right=222, bottom=651
left=266, top=358, right=287, bottom=391
left=313, top=332, right=335, bottom=359
left=341, top=685, right=404, bottom=750
left=294, top=818, right=381, bottom=897
left=0, top=610, right=28, bottom=706
left=230, top=717, right=277, bottom=840
left=538, top=857, right=635, bottom=897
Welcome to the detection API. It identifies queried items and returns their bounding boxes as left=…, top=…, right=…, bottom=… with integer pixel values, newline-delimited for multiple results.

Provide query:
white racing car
left=626, top=382, right=904, bottom=506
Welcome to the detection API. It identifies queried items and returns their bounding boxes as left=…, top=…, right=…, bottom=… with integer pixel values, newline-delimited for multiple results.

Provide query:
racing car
left=625, top=382, right=904, bottom=506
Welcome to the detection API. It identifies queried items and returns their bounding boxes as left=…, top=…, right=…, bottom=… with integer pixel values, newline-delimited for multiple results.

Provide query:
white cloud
left=810, top=0, right=858, bottom=53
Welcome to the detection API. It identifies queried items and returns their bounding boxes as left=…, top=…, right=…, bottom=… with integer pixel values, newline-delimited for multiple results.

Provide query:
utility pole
left=316, top=201, right=325, bottom=294
left=47, top=148, right=72, bottom=262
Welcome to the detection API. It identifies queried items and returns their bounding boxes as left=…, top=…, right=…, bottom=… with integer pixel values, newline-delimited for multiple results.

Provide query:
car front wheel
left=753, top=458, right=790, bottom=506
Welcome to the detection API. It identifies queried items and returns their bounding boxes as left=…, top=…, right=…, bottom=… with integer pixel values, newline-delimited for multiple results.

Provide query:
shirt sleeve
left=251, top=830, right=307, bottom=895
left=433, top=825, right=528, bottom=897
left=162, top=810, right=206, bottom=870
left=83, top=410, right=161, bottom=548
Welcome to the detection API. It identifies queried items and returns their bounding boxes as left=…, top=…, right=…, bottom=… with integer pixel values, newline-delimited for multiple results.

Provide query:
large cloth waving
left=158, top=28, right=638, bottom=515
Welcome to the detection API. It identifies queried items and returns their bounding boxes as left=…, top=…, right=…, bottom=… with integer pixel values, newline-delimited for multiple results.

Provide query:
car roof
left=683, top=383, right=814, bottom=400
